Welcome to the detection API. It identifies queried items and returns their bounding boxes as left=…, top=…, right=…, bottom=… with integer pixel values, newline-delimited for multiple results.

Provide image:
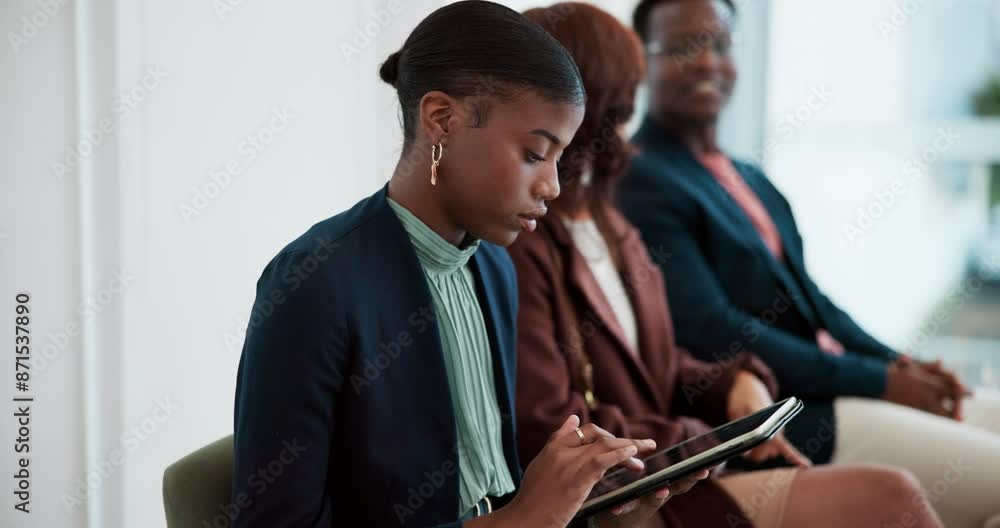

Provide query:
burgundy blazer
left=508, top=206, right=778, bottom=528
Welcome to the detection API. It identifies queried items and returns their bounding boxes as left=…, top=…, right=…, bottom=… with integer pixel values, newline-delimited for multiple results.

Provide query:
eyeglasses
left=646, top=35, right=733, bottom=60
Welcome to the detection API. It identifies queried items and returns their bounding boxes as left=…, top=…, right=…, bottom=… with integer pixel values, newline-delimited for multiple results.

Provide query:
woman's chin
left=478, top=228, right=521, bottom=248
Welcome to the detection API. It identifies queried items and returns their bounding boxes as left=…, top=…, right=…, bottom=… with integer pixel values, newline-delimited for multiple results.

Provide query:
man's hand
left=727, top=371, right=812, bottom=467
left=891, top=356, right=972, bottom=420
left=815, top=328, right=845, bottom=357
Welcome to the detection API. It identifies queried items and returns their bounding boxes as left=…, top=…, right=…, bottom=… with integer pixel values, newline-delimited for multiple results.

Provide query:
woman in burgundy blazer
left=509, top=3, right=944, bottom=528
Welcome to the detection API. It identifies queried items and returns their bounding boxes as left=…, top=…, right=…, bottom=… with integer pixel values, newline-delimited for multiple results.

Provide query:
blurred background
left=3, top=0, right=1000, bottom=526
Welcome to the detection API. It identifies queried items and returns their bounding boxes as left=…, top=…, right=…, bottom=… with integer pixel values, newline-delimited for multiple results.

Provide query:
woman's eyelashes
left=524, top=149, right=546, bottom=165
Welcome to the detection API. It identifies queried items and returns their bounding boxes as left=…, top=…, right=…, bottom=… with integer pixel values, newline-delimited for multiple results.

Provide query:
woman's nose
left=533, top=165, right=560, bottom=202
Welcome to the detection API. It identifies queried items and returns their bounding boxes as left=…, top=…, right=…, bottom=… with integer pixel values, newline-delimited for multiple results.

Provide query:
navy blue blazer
left=232, top=186, right=522, bottom=527
left=620, top=117, right=898, bottom=462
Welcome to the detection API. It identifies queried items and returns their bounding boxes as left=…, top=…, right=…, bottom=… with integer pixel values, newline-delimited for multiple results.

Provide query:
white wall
left=1, top=1, right=86, bottom=526
left=7, top=0, right=379, bottom=526
left=717, top=0, right=771, bottom=158
left=114, top=2, right=378, bottom=527
left=765, top=0, right=992, bottom=346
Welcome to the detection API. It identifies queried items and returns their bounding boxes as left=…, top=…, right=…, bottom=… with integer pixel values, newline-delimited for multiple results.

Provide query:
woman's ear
left=418, top=91, right=455, bottom=147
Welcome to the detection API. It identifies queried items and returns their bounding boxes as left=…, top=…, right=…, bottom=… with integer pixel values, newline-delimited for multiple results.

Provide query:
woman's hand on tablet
left=481, top=415, right=660, bottom=528
left=727, top=372, right=812, bottom=468
left=665, top=468, right=711, bottom=496
left=594, top=469, right=710, bottom=527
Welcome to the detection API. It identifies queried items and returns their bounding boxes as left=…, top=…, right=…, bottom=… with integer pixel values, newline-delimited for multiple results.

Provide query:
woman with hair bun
left=231, top=2, right=704, bottom=526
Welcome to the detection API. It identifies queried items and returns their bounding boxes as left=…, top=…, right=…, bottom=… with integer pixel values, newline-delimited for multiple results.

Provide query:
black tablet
left=575, top=397, right=804, bottom=519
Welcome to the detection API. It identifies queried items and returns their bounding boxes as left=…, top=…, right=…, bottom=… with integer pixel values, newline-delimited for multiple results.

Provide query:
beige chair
left=163, top=435, right=234, bottom=528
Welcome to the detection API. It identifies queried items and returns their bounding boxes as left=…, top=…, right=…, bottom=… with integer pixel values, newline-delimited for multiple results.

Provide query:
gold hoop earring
left=430, top=142, right=444, bottom=186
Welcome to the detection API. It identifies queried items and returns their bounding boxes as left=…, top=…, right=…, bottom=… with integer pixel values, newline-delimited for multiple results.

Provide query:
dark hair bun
left=384, top=0, right=584, bottom=144
left=379, top=51, right=402, bottom=86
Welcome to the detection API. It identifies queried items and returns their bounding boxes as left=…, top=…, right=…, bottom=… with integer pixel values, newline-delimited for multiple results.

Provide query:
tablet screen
left=587, top=400, right=787, bottom=498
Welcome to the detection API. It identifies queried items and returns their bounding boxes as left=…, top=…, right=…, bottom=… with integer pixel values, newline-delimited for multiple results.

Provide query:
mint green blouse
left=387, top=198, right=516, bottom=515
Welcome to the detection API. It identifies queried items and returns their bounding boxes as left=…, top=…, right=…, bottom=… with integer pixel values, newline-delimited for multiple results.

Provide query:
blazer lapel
left=637, top=120, right=768, bottom=257
left=614, top=224, right=672, bottom=411
left=636, top=121, right=822, bottom=328
left=372, top=188, right=460, bottom=449
left=734, top=166, right=822, bottom=328
left=544, top=215, right=666, bottom=410
left=569, top=252, right=635, bottom=358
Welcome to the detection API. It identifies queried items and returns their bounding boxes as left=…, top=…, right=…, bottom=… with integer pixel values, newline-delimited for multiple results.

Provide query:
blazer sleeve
left=761, top=169, right=898, bottom=362
left=508, top=236, right=709, bottom=465
left=804, top=278, right=899, bottom=361
left=671, top=346, right=780, bottom=427
left=233, top=251, right=347, bottom=527
left=623, top=164, right=890, bottom=400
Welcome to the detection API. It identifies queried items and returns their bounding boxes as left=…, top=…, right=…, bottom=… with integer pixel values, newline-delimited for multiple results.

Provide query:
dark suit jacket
left=508, top=206, right=778, bottom=527
left=620, top=116, right=899, bottom=462
left=232, top=186, right=522, bottom=527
